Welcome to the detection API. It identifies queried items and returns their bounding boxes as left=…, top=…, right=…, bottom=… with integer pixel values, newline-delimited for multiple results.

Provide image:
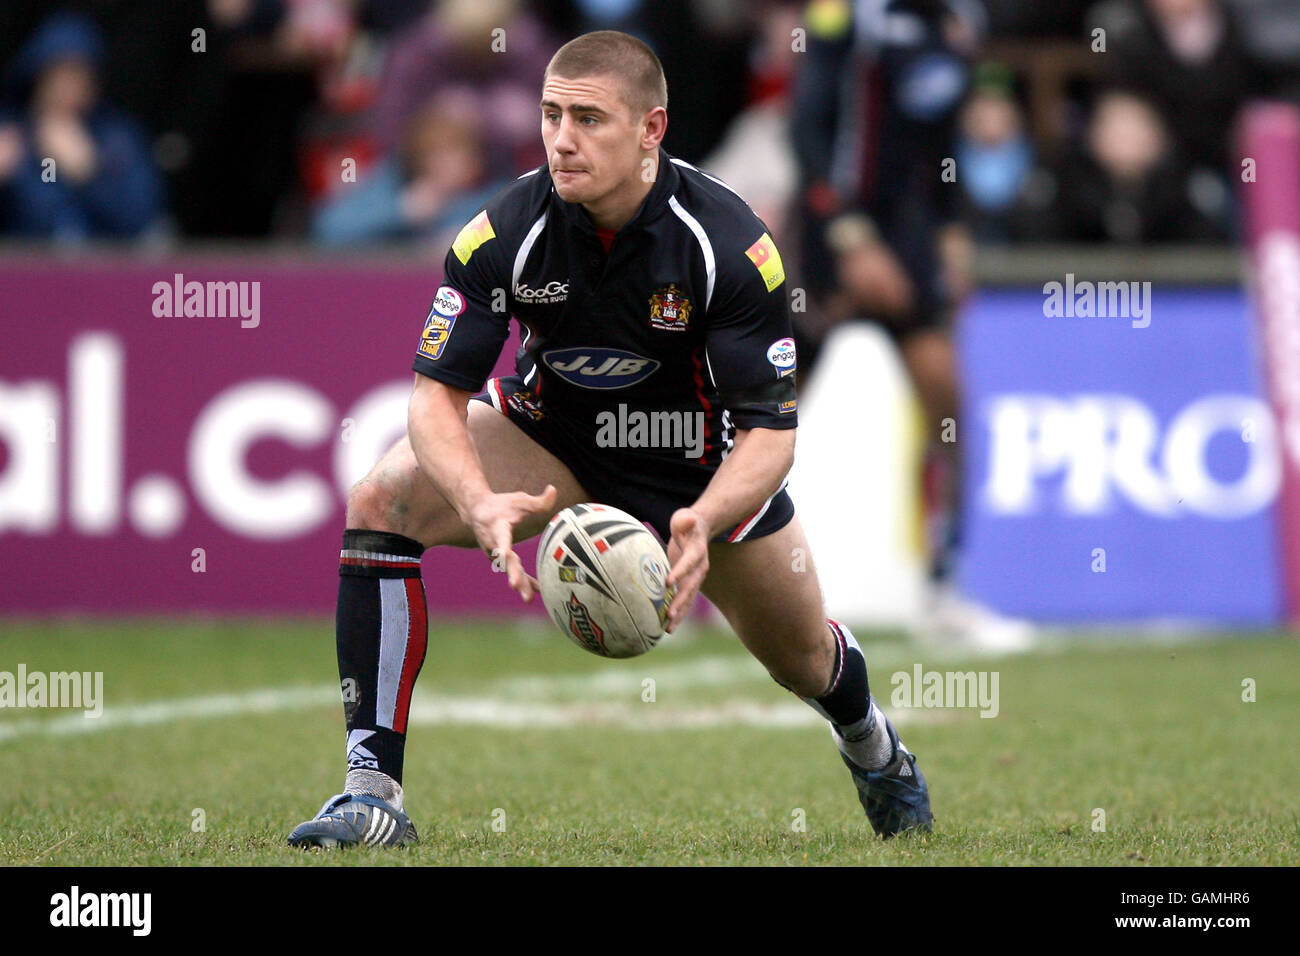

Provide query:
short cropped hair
left=544, top=30, right=667, bottom=116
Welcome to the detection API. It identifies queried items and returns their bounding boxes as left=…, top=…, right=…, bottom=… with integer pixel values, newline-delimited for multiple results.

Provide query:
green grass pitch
left=0, top=618, right=1295, bottom=865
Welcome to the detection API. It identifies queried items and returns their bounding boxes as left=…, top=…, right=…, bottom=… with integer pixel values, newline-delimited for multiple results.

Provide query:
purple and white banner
left=1, top=256, right=531, bottom=614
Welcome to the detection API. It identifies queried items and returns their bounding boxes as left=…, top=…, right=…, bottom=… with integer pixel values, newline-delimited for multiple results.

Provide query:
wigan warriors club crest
left=649, top=284, right=692, bottom=331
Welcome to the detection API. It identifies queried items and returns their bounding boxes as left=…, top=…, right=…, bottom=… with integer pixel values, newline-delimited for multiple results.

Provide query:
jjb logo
left=542, top=347, right=660, bottom=389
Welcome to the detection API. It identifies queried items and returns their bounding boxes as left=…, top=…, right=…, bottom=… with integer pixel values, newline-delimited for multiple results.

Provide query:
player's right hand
left=466, top=484, right=558, bottom=602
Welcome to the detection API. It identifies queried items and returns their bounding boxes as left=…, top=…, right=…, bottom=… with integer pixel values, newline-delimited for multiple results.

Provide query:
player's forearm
left=406, top=374, right=492, bottom=524
left=688, top=427, right=795, bottom=538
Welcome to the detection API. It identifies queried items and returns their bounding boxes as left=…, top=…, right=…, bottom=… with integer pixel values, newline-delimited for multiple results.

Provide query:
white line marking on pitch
left=0, top=686, right=337, bottom=742
left=0, top=647, right=976, bottom=742
left=404, top=696, right=825, bottom=729
left=404, top=697, right=946, bottom=730
left=493, top=655, right=770, bottom=697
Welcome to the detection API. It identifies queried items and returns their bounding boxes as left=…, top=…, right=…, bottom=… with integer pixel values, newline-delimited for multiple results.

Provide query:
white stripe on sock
left=340, top=549, right=420, bottom=564
left=376, top=578, right=411, bottom=729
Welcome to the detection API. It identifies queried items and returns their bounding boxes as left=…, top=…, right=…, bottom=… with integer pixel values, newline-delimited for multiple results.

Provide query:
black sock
left=792, top=621, right=894, bottom=769
left=336, top=529, right=427, bottom=785
left=808, top=619, right=870, bottom=726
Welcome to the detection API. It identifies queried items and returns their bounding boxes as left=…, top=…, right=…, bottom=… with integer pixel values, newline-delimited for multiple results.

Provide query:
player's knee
left=345, top=471, right=470, bottom=549
left=346, top=476, right=419, bottom=540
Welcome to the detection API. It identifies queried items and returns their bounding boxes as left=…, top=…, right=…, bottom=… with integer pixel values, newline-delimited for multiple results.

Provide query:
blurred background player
left=789, top=0, right=1033, bottom=647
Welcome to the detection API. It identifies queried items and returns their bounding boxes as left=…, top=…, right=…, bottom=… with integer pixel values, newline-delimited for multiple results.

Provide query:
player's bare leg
left=700, top=516, right=832, bottom=696
left=701, top=515, right=933, bottom=838
left=288, top=402, right=589, bottom=848
left=347, top=402, right=589, bottom=548
left=901, top=328, right=1035, bottom=650
left=900, top=327, right=961, bottom=580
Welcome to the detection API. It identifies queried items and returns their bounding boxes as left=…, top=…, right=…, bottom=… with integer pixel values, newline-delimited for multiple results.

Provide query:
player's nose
left=553, top=114, right=579, bottom=153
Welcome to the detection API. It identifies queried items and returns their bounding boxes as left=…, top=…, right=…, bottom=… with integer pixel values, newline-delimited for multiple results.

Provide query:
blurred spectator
left=0, top=12, right=164, bottom=241
left=371, top=0, right=556, bottom=180
left=1050, top=89, right=1224, bottom=242
left=311, top=100, right=501, bottom=246
left=1091, top=0, right=1257, bottom=175
left=955, top=64, right=1036, bottom=241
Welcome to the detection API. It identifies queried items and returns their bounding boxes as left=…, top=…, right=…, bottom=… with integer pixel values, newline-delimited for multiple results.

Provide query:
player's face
left=540, top=73, right=651, bottom=206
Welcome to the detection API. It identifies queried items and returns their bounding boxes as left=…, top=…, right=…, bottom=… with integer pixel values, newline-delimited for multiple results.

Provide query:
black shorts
left=870, top=303, right=953, bottom=344
left=473, top=375, right=796, bottom=544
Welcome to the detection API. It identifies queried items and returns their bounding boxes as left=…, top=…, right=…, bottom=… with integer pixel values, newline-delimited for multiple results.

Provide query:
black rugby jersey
left=411, top=149, right=798, bottom=467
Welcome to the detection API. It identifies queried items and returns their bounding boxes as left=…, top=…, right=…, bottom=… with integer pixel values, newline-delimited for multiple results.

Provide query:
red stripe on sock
left=825, top=619, right=848, bottom=694
left=392, top=577, right=427, bottom=734
left=339, top=556, right=420, bottom=568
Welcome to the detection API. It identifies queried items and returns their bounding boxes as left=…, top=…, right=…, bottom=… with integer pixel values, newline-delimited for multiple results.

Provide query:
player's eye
left=581, top=115, right=598, bottom=126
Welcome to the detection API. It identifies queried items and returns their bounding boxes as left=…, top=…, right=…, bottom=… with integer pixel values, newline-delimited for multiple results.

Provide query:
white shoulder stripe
left=513, top=212, right=548, bottom=289
left=670, top=157, right=744, bottom=199
left=668, top=196, right=715, bottom=311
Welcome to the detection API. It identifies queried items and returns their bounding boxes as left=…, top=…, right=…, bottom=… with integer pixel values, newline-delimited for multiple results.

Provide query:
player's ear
left=640, top=106, right=667, bottom=151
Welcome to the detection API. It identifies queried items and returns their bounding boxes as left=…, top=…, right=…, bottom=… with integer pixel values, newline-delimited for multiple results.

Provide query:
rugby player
left=288, top=29, right=932, bottom=848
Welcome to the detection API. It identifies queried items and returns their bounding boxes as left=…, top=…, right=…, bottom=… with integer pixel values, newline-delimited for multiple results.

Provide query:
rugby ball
left=537, top=504, right=674, bottom=658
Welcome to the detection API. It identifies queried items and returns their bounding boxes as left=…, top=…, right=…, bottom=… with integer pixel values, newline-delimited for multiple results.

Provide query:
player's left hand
left=665, top=508, right=710, bottom=632
left=469, top=484, right=557, bottom=603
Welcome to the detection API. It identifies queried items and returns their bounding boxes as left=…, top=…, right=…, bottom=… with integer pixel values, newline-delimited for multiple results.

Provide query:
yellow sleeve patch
left=451, top=210, right=496, bottom=265
left=745, top=233, right=786, bottom=292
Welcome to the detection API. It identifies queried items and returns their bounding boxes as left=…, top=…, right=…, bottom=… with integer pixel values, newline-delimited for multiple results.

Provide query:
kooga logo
left=542, top=347, right=660, bottom=389
left=515, top=280, right=569, bottom=303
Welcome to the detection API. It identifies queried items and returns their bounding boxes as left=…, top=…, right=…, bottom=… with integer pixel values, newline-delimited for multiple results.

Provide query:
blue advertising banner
left=958, top=286, right=1283, bottom=624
